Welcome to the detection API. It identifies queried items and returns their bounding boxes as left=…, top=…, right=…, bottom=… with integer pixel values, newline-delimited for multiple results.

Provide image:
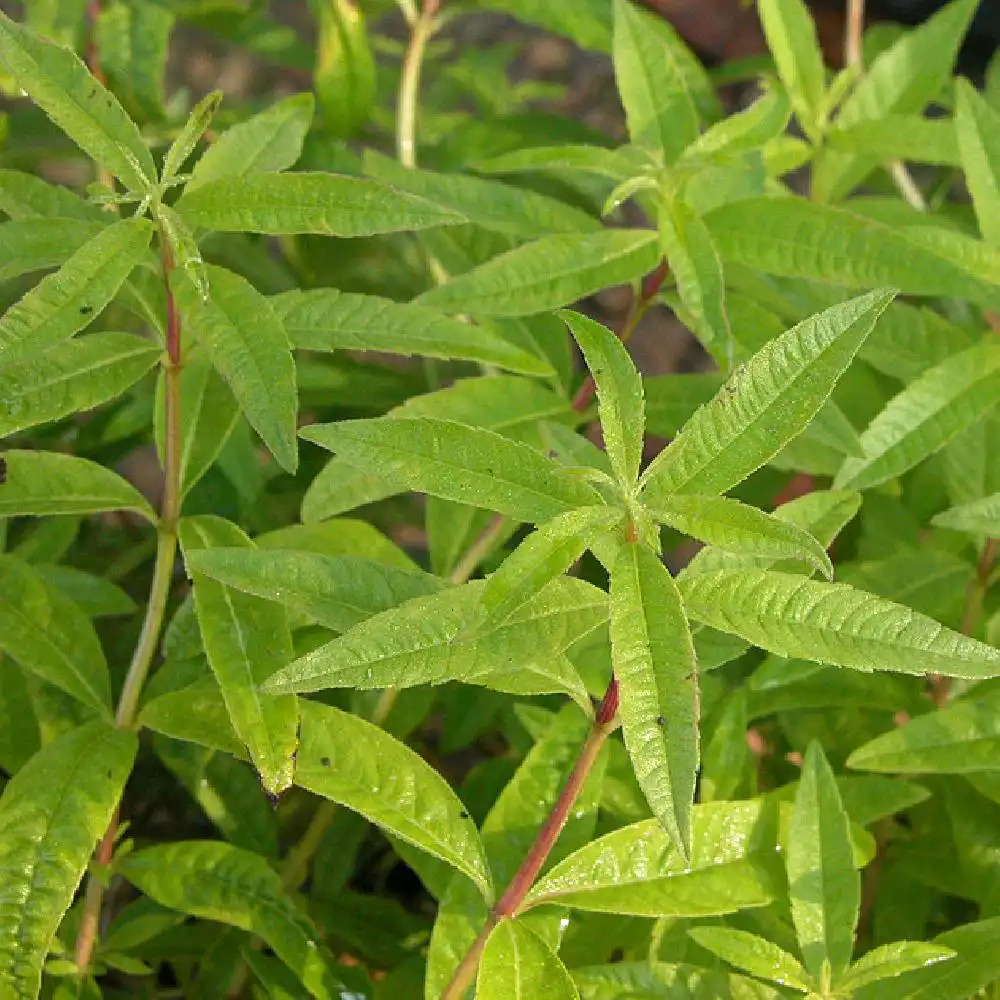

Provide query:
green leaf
left=415, top=229, right=660, bottom=317
left=0, top=169, right=105, bottom=221
left=95, top=0, right=173, bottom=123
left=658, top=198, right=730, bottom=350
left=163, top=89, right=224, bottom=183
left=272, top=288, right=551, bottom=375
left=179, top=516, right=299, bottom=796
left=478, top=0, right=611, bottom=52
left=173, top=264, right=298, bottom=473
left=610, top=542, right=699, bottom=860
left=313, top=0, right=374, bottom=137
left=0, top=332, right=160, bottom=437
left=0, top=554, right=111, bottom=717
left=0, top=219, right=104, bottom=283
left=611, top=0, right=705, bottom=162
left=560, top=309, right=644, bottom=486
left=0, top=10, right=156, bottom=191
left=640, top=290, right=894, bottom=502
left=834, top=342, right=1000, bottom=491
left=847, top=691, right=1000, bottom=774
left=0, top=217, right=153, bottom=368
left=678, top=568, right=1000, bottom=679
left=932, top=493, right=1000, bottom=536
left=787, top=741, right=860, bottom=979
left=300, top=417, right=601, bottom=524
left=813, top=0, right=980, bottom=202
left=648, top=494, right=833, bottom=578
left=187, top=93, right=314, bottom=192
left=826, top=116, right=960, bottom=166
left=364, top=150, right=600, bottom=238
left=139, top=677, right=247, bottom=759
left=37, top=564, right=136, bottom=618
left=472, top=144, right=644, bottom=182
left=955, top=78, right=1000, bottom=246
left=757, top=0, right=826, bottom=136
left=524, top=798, right=780, bottom=915
left=479, top=506, right=622, bottom=628
left=706, top=198, right=1000, bottom=309
left=851, top=916, right=1000, bottom=1000
left=119, top=841, right=349, bottom=999
left=572, top=961, right=782, bottom=999
left=176, top=172, right=462, bottom=236
left=157, top=202, right=209, bottom=302
left=687, top=927, right=812, bottom=990
left=154, top=351, right=240, bottom=500
left=0, top=721, right=136, bottom=1000
left=262, top=576, right=608, bottom=696
left=184, top=547, right=444, bottom=632
left=477, top=920, right=580, bottom=1000
left=256, top=518, right=419, bottom=569
left=839, top=942, right=956, bottom=992
left=684, top=85, right=792, bottom=162
left=295, top=699, right=491, bottom=899
left=0, top=450, right=154, bottom=521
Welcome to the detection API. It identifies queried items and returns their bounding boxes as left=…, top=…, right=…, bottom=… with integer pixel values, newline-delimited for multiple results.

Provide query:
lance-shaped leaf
left=364, top=150, right=600, bottom=237
left=658, top=198, right=730, bottom=349
left=524, top=798, right=780, bottom=915
left=157, top=203, right=208, bottom=302
left=272, top=288, right=550, bottom=375
left=847, top=692, right=1000, bottom=774
left=95, top=0, right=173, bottom=124
left=0, top=554, right=111, bottom=717
left=478, top=506, right=622, bottom=629
left=684, top=85, right=792, bottom=161
left=835, top=342, right=1000, bottom=491
left=705, top=198, right=1000, bottom=309
left=262, top=576, right=608, bottom=695
left=932, top=493, right=1000, bottom=536
left=477, top=920, right=580, bottom=1000
left=0, top=721, right=136, bottom=1000
left=0, top=219, right=104, bottom=283
left=683, top=488, right=861, bottom=578
left=0, top=450, right=154, bottom=521
left=0, top=169, right=105, bottom=221
left=179, top=516, right=299, bottom=796
left=560, top=309, right=644, bottom=486
left=0, top=332, right=161, bottom=438
left=610, top=542, right=699, bottom=860
left=174, top=264, right=298, bottom=473
left=788, top=741, right=859, bottom=979
left=472, top=144, right=644, bottom=181
left=612, top=0, right=705, bottom=162
left=827, top=116, right=961, bottom=167
left=839, top=942, right=956, bottom=992
left=175, top=171, right=462, bottom=236
left=0, top=11, right=156, bottom=191
left=757, top=0, right=825, bottom=137
left=154, top=351, right=240, bottom=500
left=184, top=548, right=444, bottom=632
left=162, top=90, right=222, bottom=183
left=956, top=79, right=1000, bottom=246
left=0, top=217, right=153, bottom=369
left=679, top=567, right=1000, bottom=678
left=296, top=700, right=491, bottom=899
left=187, top=93, right=314, bottom=192
left=640, top=290, right=894, bottom=503
left=139, top=678, right=247, bottom=759
left=812, top=0, right=979, bottom=202
left=688, top=927, right=812, bottom=991
left=119, top=841, right=349, bottom=999
left=647, top=494, right=833, bottom=578
left=415, top=229, right=660, bottom=317
left=300, top=417, right=601, bottom=524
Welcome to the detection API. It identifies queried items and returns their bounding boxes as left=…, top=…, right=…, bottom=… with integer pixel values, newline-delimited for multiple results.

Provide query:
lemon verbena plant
left=1, top=0, right=1000, bottom=997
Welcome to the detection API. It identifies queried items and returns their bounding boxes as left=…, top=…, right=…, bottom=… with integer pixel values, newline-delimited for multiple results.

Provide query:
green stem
left=74, top=231, right=184, bottom=977
left=439, top=680, right=619, bottom=1000
left=396, top=0, right=440, bottom=168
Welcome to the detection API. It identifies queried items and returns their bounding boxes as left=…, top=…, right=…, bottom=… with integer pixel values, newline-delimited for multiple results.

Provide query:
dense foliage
left=1, top=0, right=1000, bottom=997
